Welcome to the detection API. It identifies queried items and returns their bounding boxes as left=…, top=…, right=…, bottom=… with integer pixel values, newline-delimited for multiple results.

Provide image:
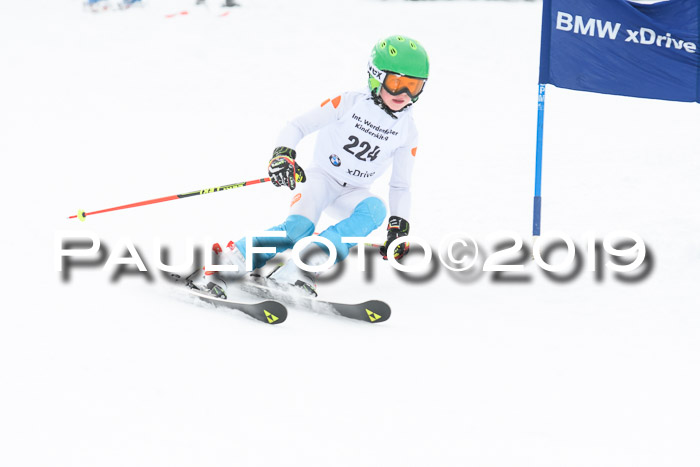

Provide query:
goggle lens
left=382, top=73, right=426, bottom=98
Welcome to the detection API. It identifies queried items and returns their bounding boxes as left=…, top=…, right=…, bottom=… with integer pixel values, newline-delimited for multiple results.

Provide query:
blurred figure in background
left=196, top=0, right=239, bottom=6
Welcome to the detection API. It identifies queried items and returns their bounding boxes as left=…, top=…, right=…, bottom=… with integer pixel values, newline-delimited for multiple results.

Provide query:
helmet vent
left=389, top=46, right=397, bottom=56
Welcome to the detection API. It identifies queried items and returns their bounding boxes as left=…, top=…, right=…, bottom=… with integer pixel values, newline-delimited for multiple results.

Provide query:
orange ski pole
left=68, top=177, right=271, bottom=221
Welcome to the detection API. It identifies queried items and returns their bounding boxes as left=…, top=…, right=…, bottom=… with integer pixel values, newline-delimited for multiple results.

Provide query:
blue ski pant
left=235, top=168, right=387, bottom=270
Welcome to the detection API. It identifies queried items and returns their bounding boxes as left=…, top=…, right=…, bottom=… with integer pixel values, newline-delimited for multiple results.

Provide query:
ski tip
left=259, top=301, right=288, bottom=325
left=362, top=300, right=391, bottom=323
left=183, top=286, right=288, bottom=325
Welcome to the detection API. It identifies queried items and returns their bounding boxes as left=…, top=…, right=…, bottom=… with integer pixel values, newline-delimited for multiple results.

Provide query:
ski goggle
left=382, top=72, right=426, bottom=98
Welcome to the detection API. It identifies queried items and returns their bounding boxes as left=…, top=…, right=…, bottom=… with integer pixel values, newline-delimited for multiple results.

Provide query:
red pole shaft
left=68, top=195, right=179, bottom=219
left=69, top=177, right=271, bottom=221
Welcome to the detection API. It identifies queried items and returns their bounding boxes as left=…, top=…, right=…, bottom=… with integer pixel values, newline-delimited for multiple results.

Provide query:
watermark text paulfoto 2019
left=55, top=230, right=652, bottom=284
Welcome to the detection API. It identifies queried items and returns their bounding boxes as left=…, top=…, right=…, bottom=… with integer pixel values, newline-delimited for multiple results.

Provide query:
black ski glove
left=379, top=216, right=410, bottom=260
left=268, top=146, right=307, bottom=190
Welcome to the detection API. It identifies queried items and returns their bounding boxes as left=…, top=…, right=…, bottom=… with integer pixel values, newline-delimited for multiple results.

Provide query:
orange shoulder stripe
left=321, top=95, right=342, bottom=109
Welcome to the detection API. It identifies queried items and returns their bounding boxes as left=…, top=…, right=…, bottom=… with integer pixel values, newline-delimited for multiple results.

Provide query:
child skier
left=191, top=35, right=429, bottom=297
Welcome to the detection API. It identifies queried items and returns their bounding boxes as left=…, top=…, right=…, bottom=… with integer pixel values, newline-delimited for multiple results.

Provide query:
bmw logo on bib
left=329, top=154, right=341, bottom=167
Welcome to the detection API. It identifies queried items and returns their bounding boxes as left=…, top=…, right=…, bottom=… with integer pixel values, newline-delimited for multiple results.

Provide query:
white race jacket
left=275, top=90, right=419, bottom=220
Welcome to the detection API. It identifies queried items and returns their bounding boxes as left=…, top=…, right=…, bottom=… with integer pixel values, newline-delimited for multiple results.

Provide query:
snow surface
left=1, top=0, right=699, bottom=466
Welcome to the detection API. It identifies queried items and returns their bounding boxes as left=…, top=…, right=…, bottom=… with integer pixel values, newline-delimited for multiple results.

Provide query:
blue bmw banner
left=539, top=0, right=700, bottom=103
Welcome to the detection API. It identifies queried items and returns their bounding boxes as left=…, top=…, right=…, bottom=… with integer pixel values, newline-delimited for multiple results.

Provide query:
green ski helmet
left=367, top=35, right=430, bottom=103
